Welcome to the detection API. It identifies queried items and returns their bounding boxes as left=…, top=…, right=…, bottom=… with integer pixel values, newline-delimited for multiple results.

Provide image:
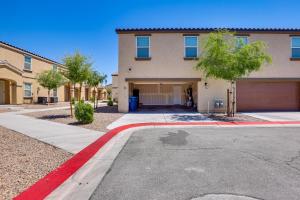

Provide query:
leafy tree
left=37, top=70, right=66, bottom=105
left=63, top=52, right=92, bottom=117
left=87, top=70, right=107, bottom=109
left=195, top=30, right=272, bottom=116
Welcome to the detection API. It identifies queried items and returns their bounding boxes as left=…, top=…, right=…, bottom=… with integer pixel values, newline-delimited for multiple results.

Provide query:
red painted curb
left=13, top=121, right=300, bottom=200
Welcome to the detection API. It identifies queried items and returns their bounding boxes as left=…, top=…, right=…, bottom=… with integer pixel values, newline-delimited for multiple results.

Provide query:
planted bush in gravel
left=107, top=97, right=113, bottom=106
left=75, top=101, right=94, bottom=124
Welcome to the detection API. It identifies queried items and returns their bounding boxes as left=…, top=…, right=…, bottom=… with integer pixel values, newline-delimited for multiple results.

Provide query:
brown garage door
left=236, top=80, right=300, bottom=112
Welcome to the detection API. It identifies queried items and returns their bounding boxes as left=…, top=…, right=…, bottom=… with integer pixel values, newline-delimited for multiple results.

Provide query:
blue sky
left=1, top=0, right=299, bottom=83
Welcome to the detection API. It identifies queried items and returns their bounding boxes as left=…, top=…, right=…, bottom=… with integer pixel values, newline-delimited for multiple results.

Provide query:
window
left=136, top=36, right=150, bottom=58
left=236, top=36, right=249, bottom=48
left=24, top=55, right=32, bottom=71
left=53, top=64, right=57, bottom=71
left=53, top=88, right=57, bottom=97
left=184, top=36, right=198, bottom=58
left=291, top=37, right=300, bottom=58
left=24, top=83, right=32, bottom=97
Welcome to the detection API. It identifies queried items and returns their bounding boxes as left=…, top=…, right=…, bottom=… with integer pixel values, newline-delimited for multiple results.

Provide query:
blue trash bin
left=129, top=96, right=138, bottom=112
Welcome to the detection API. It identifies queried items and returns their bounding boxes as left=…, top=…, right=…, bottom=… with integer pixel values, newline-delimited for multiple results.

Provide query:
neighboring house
left=0, top=41, right=91, bottom=104
left=116, top=28, right=300, bottom=112
left=111, top=73, right=118, bottom=102
left=97, top=85, right=108, bottom=101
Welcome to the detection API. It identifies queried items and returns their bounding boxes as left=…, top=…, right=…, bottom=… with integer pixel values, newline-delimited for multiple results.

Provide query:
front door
left=173, top=86, right=182, bottom=105
left=0, top=80, right=5, bottom=104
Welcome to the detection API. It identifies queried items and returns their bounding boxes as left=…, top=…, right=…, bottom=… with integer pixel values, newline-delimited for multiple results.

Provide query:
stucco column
left=16, top=84, right=23, bottom=104
left=118, top=80, right=129, bottom=112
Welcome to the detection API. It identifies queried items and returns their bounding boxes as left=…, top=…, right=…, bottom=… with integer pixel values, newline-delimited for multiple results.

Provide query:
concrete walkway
left=0, top=111, right=105, bottom=154
left=107, top=112, right=214, bottom=130
left=244, top=112, right=300, bottom=121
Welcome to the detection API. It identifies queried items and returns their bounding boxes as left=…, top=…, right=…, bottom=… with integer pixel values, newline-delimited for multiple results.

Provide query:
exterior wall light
left=204, top=82, right=208, bottom=89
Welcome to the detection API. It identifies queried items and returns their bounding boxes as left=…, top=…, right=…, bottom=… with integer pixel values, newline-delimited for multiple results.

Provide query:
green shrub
left=107, top=99, right=113, bottom=106
left=71, top=97, right=75, bottom=105
left=75, top=101, right=94, bottom=124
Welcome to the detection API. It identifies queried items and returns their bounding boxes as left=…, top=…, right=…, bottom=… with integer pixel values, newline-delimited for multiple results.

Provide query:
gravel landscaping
left=0, top=126, right=72, bottom=200
left=25, top=105, right=124, bottom=132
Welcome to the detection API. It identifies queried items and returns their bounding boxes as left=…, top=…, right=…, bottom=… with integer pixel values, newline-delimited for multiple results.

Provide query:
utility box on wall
left=214, top=99, right=224, bottom=112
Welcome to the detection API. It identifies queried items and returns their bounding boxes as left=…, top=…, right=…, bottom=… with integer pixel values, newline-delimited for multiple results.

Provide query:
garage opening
left=236, top=80, right=300, bottom=112
left=129, top=81, right=197, bottom=112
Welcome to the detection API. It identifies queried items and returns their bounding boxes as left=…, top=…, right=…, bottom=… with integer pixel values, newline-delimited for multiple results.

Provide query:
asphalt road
left=91, top=127, right=300, bottom=200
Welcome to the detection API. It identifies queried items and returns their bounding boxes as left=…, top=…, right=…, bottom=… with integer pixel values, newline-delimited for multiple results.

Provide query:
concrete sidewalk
left=0, top=112, right=105, bottom=154
left=244, top=112, right=300, bottom=121
left=107, top=112, right=214, bottom=130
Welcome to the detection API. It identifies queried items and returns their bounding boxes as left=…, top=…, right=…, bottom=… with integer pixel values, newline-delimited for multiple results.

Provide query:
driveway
left=243, top=112, right=300, bottom=121
left=91, top=126, right=300, bottom=200
left=107, top=112, right=213, bottom=129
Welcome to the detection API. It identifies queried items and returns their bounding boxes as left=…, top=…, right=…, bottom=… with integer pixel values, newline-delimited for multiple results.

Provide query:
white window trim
left=24, top=82, right=32, bottom=97
left=53, top=64, right=58, bottom=71
left=184, top=36, right=199, bottom=58
left=136, top=36, right=151, bottom=58
left=236, top=36, right=249, bottom=45
left=291, top=36, right=300, bottom=58
left=24, top=55, right=32, bottom=71
left=52, top=88, right=58, bottom=97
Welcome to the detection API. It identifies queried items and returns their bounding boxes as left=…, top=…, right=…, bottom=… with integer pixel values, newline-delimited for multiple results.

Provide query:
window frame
left=291, top=36, right=300, bottom=59
left=52, top=64, right=58, bottom=71
left=52, top=88, right=57, bottom=97
left=235, top=36, right=249, bottom=48
left=135, top=36, right=151, bottom=59
left=24, top=55, right=32, bottom=71
left=184, top=36, right=199, bottom=58
left=23, top=82, right=32, bottom=97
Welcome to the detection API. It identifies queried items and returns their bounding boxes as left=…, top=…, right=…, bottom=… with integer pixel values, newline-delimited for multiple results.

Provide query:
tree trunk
left=231, top=81, right=236, bottom=117
left=73, top=84, right=76, bottom=101
left=78, top=83, right=82, bottom=101
left=227, top=89, right=230, bottom=117
left=69, top=82, right=73, bottom=117
left=96, top=89, right=99, bottom=109
left=47, top=90, right=50, bottom=106
left=93, top=87, right=96, bottom=109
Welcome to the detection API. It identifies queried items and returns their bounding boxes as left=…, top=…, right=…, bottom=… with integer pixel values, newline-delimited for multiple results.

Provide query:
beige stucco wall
left=0, top=44, right=66, bottom=104
left=112, top=75, right=118, bottom=101
left=118, top=32, right=300, bottom=112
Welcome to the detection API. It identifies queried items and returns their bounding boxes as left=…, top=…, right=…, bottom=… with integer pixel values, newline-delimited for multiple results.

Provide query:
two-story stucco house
left=116, top=28, right=300, bottom=113
left=0, top=41, right=100, bottom=105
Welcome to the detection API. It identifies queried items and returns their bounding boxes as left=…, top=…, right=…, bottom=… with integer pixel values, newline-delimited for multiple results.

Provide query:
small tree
left=37, top=70, right=66, bottom=105
left=87, top=70, right=107, bottom=109
left=63, top=52, right=92, bottom=117
left=196, top=30, right=272, bottom=116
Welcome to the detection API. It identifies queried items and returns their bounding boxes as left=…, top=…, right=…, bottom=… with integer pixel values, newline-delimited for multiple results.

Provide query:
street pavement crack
left=285, top=151, right=300, bottom=173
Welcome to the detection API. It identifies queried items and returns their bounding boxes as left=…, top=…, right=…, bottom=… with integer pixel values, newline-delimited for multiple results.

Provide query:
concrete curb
left=13, top=121, right=300, bottom=200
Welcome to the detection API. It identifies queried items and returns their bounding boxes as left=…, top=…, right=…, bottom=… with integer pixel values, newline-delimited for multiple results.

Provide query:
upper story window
left=184, top=36, right=198, bottom=58
left=24, top=55, right=32, bottom=71
left=24, top=82, right=32, bottom=97
left=291, top=37, right=300, bottom=58
left=136, top=36, right=150, bottom=59
left=52, top=64, right=58, bottom=71
left=236, top=36, right=249, bottom=48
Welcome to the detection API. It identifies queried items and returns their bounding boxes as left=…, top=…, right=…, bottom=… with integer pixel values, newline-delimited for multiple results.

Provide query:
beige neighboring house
left=0, top=41, right=92, bottom=104
left=111, top=73, right=118, bottom=102
left=116, top=28, right=300, bottom=112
